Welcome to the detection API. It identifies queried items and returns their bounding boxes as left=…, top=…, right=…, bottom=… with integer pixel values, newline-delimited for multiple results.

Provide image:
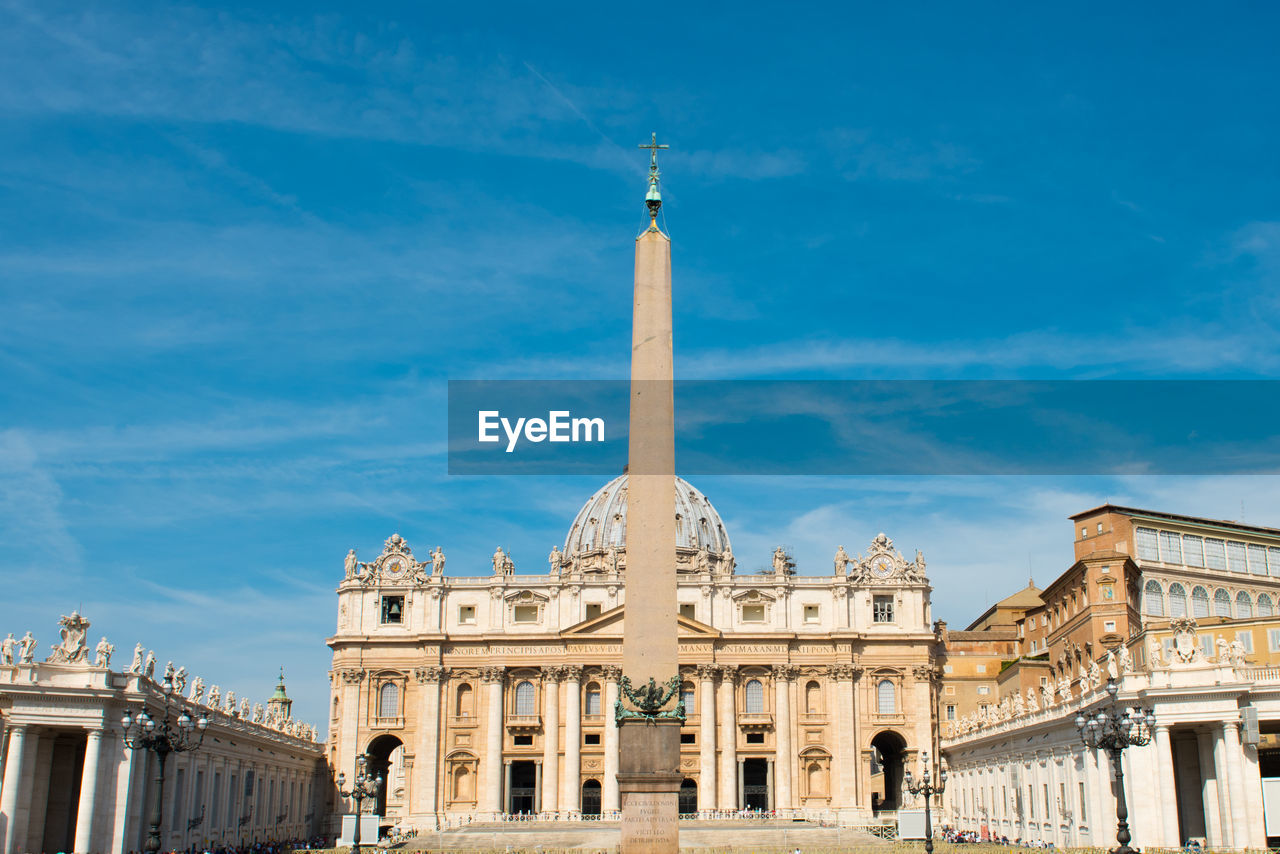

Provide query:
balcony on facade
left=506, top=714, right=542, bottom=732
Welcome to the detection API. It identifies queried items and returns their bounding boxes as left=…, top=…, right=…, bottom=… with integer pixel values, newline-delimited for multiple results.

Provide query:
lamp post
left=905, top=749, right=948, bottom=854
left=337, top=753, right=383, bottom=854
left=121, top=675, right=209, bottom=852
left=1076, top=677, right=1155, bottom=854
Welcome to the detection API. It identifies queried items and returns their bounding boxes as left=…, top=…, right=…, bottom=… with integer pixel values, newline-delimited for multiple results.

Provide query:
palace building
left=326, top=474, right=940, bottom=833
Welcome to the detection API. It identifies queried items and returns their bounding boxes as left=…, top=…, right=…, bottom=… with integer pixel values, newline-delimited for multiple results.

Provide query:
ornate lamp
left=1076, top=678, right=1155, bottom=854
left=337, top=753, right=384, bottom=854
left=904, top=748, right=948, bottom=854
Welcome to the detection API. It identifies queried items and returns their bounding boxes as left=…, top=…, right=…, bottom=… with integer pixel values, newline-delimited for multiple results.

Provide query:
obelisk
left=617, top=134, right=681, bottom=854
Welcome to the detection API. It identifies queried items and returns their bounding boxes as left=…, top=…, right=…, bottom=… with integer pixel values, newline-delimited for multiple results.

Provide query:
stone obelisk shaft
left=618, top=222, right=680, bottom=853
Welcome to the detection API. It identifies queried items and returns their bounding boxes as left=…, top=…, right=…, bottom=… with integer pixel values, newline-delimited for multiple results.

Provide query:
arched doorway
left=365, top=733, right=405, bottom=825
left=581, top=779, right=602, bottom=816
left=869, top=730, right=907, bottom=812
left=679, top=778, right=698, bottom=815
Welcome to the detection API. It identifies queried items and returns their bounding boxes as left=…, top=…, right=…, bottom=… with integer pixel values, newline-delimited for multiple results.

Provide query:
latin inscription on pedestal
left=620, top=791, right=679, bottom=852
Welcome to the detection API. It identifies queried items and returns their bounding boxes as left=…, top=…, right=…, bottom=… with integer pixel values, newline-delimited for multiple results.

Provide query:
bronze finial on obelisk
left=616, top=133, right=681, bottom=853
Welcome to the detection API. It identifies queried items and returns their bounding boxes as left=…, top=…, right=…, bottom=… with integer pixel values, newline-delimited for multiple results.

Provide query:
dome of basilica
left=563, top=475, right=732, bottom=558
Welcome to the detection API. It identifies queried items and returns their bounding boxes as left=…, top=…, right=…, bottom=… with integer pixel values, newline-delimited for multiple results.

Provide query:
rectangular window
left=1081, top=527, right=1088, bottom=539
left=212, top=772, right=221, bottom=831
left=1228, top=541, right=1249, bottom=573
left=1205, top=538, right=1227, bottom=570
left=513, top=605, right=539, bottom=623
left=741, top=604, right=766, bottom=623
left=381, top=595, right=404, bottom=624
left=228, top=774, right=237, bottom=827
left=584, top=733, right=600, bottom=745
left=872, top=595, right=895, bottom=623
left=513, top=734, right=533, bottom=746
left=1158, top=531, right=1182, bottom=564
left=1183, top=535, right=1205, bottom=567
left=1029, top=785, right=1035, bottom=819
left=1104, top=620, right=1117, bottom=633
left=1044, top=784, right=1050, bottom=820
left=680, top=732, right=696, bottom=744
left=1249, top=544, right=1269, bottom=575
left=946, top=704, right=956, bottom=720
left=1270, top=547, right=1280, bottom=577
left=1164, top=638, right=1175, bottom=660
left=746, top=732, right=765, bottom=744
left=458, top=604, right=476, bottom=624
left=1269, top=629, right=1280, bottom=652
left=173, top=767, right=186, bottom=826
left=943, top=664, right=953, bottom=673
left=585, top=603, right=602, bottom=619
left=977, top=685, right=990, bottom=695
left=1136, top=527, right=1160, bottom=561
left=803, top=604, right=820, bottom=623
left=679, top=603, right=696, bottom=620
left=976, top=664, right=987, bottom=673
left=1200, top=635, right=1215, bottom=657
left=1079, top=781, right=1087, bottom=822
left=1237, top=631, right=1254, bottom=653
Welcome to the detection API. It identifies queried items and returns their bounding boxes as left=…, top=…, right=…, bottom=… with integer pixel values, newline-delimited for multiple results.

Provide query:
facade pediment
left=560, top=607, right=720, bottom=639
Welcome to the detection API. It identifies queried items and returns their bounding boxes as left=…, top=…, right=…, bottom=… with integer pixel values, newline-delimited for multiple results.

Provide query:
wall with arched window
left=877, top=679, right=896, bottom=715
left=455, top=683, right=474, bottom=718
left=1237, top=591, right=1254, bottom=618
left=1214, top=588, right=1232, bottom=618
left=1260, top=593, right=1275, bottom=617
left=1192, top=586, right=1210, bottom=618
left=745, top=678, right=764, bottom=714
left=585, top=682, right=602, bottom=716
left=1168, top=583, right=1188, bottom=617
left=1144, top=580, right=1165, bottom=616
left=514, top=680, right=536, bottom=716
left=379, top=682, right=400, bottom=718
left=805, top=680, right=823, bottom=715
left=680, top=680, right=696, bottom=715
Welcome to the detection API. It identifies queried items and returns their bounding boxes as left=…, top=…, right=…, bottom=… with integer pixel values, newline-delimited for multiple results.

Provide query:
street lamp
left=337, top=753, right=383, bottom=854
left=1076, top=677, right=1155, bottom=854
left=121, top=675, right=209, bottom=852
left=905, top=749, right=948, bottom=854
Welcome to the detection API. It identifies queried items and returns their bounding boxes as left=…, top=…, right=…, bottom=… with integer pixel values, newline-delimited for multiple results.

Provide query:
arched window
left=456, top=684, right=474, bottom=717
left=1168, top=583, right=1188, bottom=618
left=1237, top=591, right=1253, bottom=619
left=680, top=681, right=696, bottom=714
left=515, top=680, right=536, bottom=715
left=1192, top=586, right=1210, bottom=618
left=1144, top=580, right=1165, bottom=617
left=805, top=680, right=822, bottom=715
left=1214, top=589, right=1232, bottom=618
left=877, top=679, right=895, bottom=715
left=1259, top=594, right=1275, bottom=618
left=745, top=679, right=764, bottom=714
left=585, top=683, right=602, bottom=716
left=379, top=682, right=399, bottom=718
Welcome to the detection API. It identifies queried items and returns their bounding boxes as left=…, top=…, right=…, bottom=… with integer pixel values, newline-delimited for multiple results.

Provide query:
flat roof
left=1070, top=504, right=1280, bottom=538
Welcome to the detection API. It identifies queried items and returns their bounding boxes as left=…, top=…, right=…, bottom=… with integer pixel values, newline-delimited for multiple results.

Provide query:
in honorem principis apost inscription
left=620, top=792, right=678, bottom=848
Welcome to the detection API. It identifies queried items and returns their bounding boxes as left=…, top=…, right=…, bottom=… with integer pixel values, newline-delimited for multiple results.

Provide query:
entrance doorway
left=743, top=758, right=770, bottom=811
left=365, top=733, right=405, bottom=822
left=679, top=778, right=698, bottom=815
left=870, top=730, right=907, bottom=812
left=581, top=779, right=602, bottom=815
left=508, top=761, right=537, bottom=813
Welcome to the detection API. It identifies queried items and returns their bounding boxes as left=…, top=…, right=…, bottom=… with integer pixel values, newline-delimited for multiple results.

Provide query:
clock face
left=870, top=556, right=893, bottom=578
left=385, top=559, right=405, bottom=576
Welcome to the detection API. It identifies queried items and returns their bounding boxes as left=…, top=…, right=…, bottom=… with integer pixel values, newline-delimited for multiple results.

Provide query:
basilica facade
left=326, top=475, right=940, bottom=832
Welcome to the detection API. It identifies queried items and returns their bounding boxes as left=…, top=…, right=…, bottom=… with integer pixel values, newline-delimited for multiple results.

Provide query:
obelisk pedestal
left=618, top=137, right=680, bottom=854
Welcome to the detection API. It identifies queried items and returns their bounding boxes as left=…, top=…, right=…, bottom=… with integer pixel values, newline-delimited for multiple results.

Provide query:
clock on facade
left=870, top=556, right=894, bottom=579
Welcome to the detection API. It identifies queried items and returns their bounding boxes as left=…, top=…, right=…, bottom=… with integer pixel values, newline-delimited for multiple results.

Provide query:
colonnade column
left=697, top=664, right=717, bottom=811
left=541, top=667, right=561, bottom=815
left=1152, top=724, right=1178, bottom=847
left=602, top=665, right=621, bottom=814
left=717, top=665, right=738, bottom=810
left=1, top=725, right=29, bottom=854
left=482, top=667, right=505, bottom=815
left=772, top=665, right=794, bottom=812
left=73, top=728, right=104, bottom=853
left=413, top=667, right=445, bottom=825
left=1223, top=720, right=1249, bottom=848
left=561, top=666, right=582, bottom=814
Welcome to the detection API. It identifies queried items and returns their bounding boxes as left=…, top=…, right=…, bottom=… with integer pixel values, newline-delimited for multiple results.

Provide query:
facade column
left=697, top=665, right=717, bottom=812
left=1210, top=725, right=1234, bottom=848
left=413, top=667, right=445, bottom=825
left=541, top=667, right=561, bottom=815
left=1195, top=729, right=1224, bottom=848
left=602, top=665, right=621, bottom=814
left=716, top=665, right=738, bottom=810
left=772, top=665, right=794, bottom=811
left=1152, top=725, right=1179, bottom=848
left=561, top=666, right=582, bottom=814
left=73, top=728, right=104, bottom=854
left=736, top=759, right=744, bottom=811
left=482, top=667, right=505, bottom=815
left=829, top=665, right=856, bottom=812
left=1222, top=721, right=1249, bottom=849
left=0, top=725, right=29, bottom=854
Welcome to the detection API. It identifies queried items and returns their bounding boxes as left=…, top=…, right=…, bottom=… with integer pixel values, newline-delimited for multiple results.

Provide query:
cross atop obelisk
left=617, top=134, right=681, bottom=853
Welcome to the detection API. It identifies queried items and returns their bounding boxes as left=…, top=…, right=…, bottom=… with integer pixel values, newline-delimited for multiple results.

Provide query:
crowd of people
left=126, top=836, right=333, bottom=854
left=939, top=826, right=1056, bottom=847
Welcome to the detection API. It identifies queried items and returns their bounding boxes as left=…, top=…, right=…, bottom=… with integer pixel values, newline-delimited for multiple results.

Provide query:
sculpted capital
left=772, top=664, right=797, bottom=681
left=826, top=663, right=855, bottom=681
left=414, top=666, right=448, bottom=684
left=480, top=666, right=506, bottom=684
left=543, top=665, right=565, bottom=682
left=339, top=668, right=366, bottom=684
left=602, top=664, right=623, bottom=682
left=561, top=665, right=584, bottom=682
left=695, top=663, right=719, bottom=681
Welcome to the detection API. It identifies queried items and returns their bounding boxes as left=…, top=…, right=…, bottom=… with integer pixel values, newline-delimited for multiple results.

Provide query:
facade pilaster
left=697, top=664, right=717, bottom=811
left=716, top=665, right=738, bottom=809
left=482, top=666, right=505, bottom=815
left=772, top=664, right=794, bottom=811
left=561, top=666, right=583, bottom=813
left=602, top=665, right=621, bottom=814
left=1195, top=729, right=1224, bottom=848
left=541, top=666, right=561, bottom=815
left=1152, top=724, right=1178, bottom=847
left=1210, top=724, right=1234, bottom=848
left=412, top=666, right=446, bottom=825
left=828, top=664, right=856, bottom=810
left=73, top=728, right=104, bottom=853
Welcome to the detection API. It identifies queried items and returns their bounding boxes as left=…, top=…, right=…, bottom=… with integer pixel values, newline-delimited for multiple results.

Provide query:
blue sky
left=2, top=1, right=1279, bottom=726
